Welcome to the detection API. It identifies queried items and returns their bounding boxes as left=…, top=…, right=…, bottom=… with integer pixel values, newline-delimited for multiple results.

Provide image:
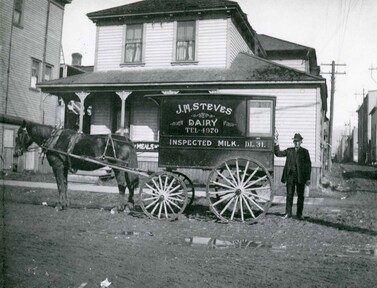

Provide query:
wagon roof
left=87, top=0, right=240, bottom=19
left=38, top=52, right=325, bottom=90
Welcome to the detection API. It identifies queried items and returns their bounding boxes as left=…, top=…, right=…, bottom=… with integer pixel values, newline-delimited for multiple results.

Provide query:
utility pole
left=321, top=61, right=346, bottom=171
left=369, top=65, right=377, bottom=84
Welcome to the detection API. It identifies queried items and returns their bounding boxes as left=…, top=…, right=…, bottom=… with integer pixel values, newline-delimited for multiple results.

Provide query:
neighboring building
left=37, top=0, right=328, bottom=186
left=357, top=91, right=377, bottom=164
left=0, top=0, right=71, bottom=171
left=370, top=106, right=377, bottom=164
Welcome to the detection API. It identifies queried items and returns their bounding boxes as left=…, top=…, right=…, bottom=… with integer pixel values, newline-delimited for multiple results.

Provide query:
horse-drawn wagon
left=15, top=93, right=276, bottom=224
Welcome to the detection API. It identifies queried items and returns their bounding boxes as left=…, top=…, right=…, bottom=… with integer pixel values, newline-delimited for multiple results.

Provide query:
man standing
left=274, top=132, right=311, bottom=220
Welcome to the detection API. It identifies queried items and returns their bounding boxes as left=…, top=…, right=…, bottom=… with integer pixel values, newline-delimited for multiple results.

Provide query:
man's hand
left=274, top=129, right=279, bottom=145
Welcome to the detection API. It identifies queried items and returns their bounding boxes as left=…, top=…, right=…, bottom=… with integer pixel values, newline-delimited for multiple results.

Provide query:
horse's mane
left=26, top=121, right=55, bottom=139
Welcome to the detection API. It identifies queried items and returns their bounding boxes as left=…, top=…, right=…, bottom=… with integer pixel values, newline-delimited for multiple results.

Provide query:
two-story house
left=0, top=0, right=71, bottom=171
left=37, top=0, right=328, bottom=186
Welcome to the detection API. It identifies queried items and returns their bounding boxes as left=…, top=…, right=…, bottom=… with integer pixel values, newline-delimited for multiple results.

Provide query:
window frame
left=172, top=20, right=199, bottom=65
left=30, top=59, right=41, bottom=90
left=246, top=99, right=274, bottom=137
left=121, top=23, right=146, bottom=66
left=44, top=64, right=53, bottom=81
left=13, top=0, right=24, bottom=27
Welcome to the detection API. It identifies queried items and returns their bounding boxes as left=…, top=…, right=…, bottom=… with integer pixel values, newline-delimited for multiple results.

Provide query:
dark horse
left=14, top=120, right=139, bottom=211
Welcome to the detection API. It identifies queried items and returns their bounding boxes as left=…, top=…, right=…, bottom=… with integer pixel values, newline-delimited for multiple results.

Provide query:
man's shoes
left=296, top=215, right=304, bottom=220
left=282, top=214, right=292, bottom=219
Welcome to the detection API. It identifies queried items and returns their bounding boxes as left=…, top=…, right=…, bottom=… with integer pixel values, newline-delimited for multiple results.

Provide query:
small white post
left=115, top=91, right=132, bottom=136
left=75, top=91, right=90, bottom=133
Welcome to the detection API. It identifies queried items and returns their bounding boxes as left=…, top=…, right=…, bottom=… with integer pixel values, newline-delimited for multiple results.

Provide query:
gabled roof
left=38, top=53, right=324, bottom=89
left=87, top=0, right=239, bottom=19
left=258, top=34, right=313, bottom=52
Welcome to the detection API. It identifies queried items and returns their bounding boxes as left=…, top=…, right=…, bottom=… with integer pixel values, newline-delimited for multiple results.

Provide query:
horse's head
left=14, top=121, right=33, bottom=157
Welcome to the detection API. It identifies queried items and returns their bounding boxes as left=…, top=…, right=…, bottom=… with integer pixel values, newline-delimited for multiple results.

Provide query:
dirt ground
left=1, top=163, right=377, bottom=288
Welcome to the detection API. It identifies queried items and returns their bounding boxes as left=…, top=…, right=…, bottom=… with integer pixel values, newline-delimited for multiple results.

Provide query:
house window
left=176, top=21, right=196, bottom=61
left=30, top=59, right=40, bottom=89
left=44, top=65, right=53, bottom=81
left=13, top=0, right=24, bottom=26
left=125, top=24, right=143, bottom=63
left=247, top=100, right=273, bottom=137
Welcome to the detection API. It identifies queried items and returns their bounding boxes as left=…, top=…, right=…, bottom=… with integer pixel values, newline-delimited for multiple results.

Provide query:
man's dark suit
left=275, top=145, right=311, bottom=217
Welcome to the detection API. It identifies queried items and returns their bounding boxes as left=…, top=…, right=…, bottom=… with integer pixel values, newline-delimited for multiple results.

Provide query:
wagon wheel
left=172, top=171, right=195, bottom=209
left=206, top=157, right=274, bottom=223
left=139, top=171, right=188, bottom=220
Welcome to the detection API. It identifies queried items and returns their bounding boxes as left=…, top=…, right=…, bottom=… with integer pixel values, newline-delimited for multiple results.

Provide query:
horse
left=14, top=120, right=139, bottom=211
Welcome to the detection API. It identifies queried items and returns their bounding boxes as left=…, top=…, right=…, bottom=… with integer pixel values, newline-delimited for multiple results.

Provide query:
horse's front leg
left=114, top=169, right=126, bottom=212
left=51, top=162, right=68, bottom=211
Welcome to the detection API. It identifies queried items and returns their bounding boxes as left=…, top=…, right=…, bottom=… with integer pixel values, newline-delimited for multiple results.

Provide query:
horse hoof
left=55, top=205, right=63, bottom=212
left=127, top=203, right=134, bottom=211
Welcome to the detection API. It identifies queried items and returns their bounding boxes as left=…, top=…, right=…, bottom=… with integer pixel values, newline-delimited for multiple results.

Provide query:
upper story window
left=125, top=24, right=143, bottom=63
left=44, top=64, right=53, bottom=81
left=13, top=0, right=24, bottom=26
left=30, top=59, right=40, bottom=89
left=176, top=21, right=196, bottom=61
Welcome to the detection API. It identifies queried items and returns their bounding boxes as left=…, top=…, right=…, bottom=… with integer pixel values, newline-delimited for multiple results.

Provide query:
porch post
left=75, top=91, right=90, bottom=133
left=115, top=91, right=132, bottom=136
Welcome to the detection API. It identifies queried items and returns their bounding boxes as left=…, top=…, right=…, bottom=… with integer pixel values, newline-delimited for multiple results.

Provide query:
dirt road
left=1, top=163, right=376, bottom=287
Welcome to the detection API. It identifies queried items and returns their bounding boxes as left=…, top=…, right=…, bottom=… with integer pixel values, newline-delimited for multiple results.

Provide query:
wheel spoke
left=239, top=195, right=244, bottom=222
left=169, top=191, right=185, bottom=197
left=166, top=198, right=182, bottom=210
left=211, top=180, right=234, bottom=190
left=212, top=192, right=235, bottom=207
left=166, top=183, right=182, bottom=194
left=240, top=160, right=250, bottom=184
left=165, top=201, right=177, bottom=217
left=145, top=198, right=160, bottom=209
left=230, top=196, right=239, bottom=221
left=220, top=196, right=235, bottom=216
left=142, top=195, right=159, bottom=202
left=150, top=201, right=160, bottom=215
left=242, top=167, right=259, bottom=186
left=158, top=175, right=164, bottom=191
left=215, top=169, right=236, bottom=188
left=244, top=175, right=267, bottom=189
left=244, top=189, right=271, bottom=201
left=145, top=184, right=160, bottom=195
left=243, top=193, right=265, bottom=211
left=209, top=189, right=235, bottom=195
left=242, top=195, right=256, bottom=218
left=163, top=202, right=168, bottom=219
left=225, top=163, right=238, bottom=186
left=158, top=201, right=163, bottom=219
left=166, top=177, right=177, bottom=192
left=235, top=159, right=241, bottom=185
left=168, top=196, right=185, bottom=203
left=151, top=178, right=161, bottom=192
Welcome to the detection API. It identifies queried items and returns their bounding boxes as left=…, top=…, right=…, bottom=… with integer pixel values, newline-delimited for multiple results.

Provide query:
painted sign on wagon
left=160, top=98, right=246, bottom=137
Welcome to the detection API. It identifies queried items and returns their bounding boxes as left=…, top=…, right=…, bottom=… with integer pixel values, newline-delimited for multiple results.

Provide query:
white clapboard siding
left=197, top=19, right=227, bottom=67
left=95, top=18, right=228, bottom=70
left=218, top=88, right=321, bottom=167
left=271, top=59, right=309, bottom=73
left=90, top=97, right=112, bottom=135
left=131, top=99, right=159, bottom=141
left=96, top=25, right=123, bottom=71
left=144, top=22, right=174, bottom=68
left=228, top=19, right=252, bottom=67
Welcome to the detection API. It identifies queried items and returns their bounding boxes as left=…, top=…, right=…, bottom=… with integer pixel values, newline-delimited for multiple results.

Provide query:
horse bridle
left=16, top=127, right=37, bottom=153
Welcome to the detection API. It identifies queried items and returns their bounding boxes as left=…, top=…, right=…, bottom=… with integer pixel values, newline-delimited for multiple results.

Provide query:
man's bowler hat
left=292, top=133, right=303, bottom=141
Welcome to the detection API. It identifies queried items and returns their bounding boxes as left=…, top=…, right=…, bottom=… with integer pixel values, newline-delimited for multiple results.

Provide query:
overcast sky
left=61, top=0, right=377, bottom=145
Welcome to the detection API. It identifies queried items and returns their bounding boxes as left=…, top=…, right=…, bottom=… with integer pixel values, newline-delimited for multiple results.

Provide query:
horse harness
left=41, top=128, right=122, bottom=170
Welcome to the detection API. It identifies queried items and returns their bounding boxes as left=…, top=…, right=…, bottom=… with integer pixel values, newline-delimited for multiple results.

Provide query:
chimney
left=71, top=53, right=82, bottom=66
